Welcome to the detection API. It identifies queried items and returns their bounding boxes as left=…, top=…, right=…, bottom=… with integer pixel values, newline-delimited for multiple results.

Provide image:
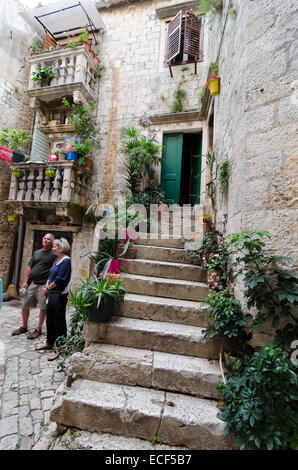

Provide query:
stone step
left=116, top=293, right=208, bottom=327
left=121, top=258, right=206, bottom=282
left=134, top=236, right=185, bottom=249
left=135, top=245, right=189, bottom=264
left=70, top=343, right=222, bottom=400
left=52, top=427, right=187, bottom=450
left=122, top=273, right=209, bottom=301
left=83, top=316, right=227, bottom=360
left=50, top=379, right=237, bottom=449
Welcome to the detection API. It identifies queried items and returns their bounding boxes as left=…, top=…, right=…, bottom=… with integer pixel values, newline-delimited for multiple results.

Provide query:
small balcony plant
left=45, top=167, right=56, bottom=178
left=12, top=168, right=23, bottom=178
left=31, top=43, right=40, bottom=55
left=32, top=65, right=56, bottom=86
left=78, top=27, right=90, bottom=49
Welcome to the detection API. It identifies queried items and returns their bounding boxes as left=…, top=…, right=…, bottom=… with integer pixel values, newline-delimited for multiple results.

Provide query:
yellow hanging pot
left=208, top=78, right=220, bottom=96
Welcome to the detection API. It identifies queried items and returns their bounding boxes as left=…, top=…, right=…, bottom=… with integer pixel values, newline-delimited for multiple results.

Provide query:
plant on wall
left=170, top=80, right=187, bottom=114
left=197, top=0, right=223, bottom=17
left=219, top=159, right=229, bottom=194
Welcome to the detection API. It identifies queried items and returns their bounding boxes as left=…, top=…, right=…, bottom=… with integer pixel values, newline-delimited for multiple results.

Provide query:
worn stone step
left=121, top=258, right=206, bottom=282
left=134, top=235, right=185, bottom=249
left=116, top=293, right=208, bottom=327
left=122, top=273, right=208, bottom=301
left=50, top=379, right=237, bottom=450
left=83, top=316, right=227, bottom=360
left=135, top=245, right=189, bottom=264
left=52, top=427, right=187, bottom=450
left=70, top=343, right=222, bottom=400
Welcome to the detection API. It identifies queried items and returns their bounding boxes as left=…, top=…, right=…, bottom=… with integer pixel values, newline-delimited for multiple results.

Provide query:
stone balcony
left=27, top=46, right=98, bottom=106
left=8, top=161, right=91, bottom=225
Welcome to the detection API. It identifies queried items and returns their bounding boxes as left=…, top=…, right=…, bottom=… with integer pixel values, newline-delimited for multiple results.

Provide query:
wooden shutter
left=167, top=10, right=182, bottom=63
left=183, top=11, right=203, bottom=60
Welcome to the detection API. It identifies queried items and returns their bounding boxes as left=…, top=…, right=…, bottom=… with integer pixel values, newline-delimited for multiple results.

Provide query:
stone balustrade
left=8, top=161, right=91, bottom=224
left=27, top=46, right=98, bottom=102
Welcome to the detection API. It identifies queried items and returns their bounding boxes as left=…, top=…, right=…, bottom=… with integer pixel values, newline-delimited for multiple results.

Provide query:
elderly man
left=12, top=233, right=57, bottom=340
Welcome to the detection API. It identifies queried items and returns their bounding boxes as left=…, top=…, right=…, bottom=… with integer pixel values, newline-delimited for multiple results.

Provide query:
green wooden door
left=190, top=133, right=202, bottom=205
left=161, top=133, right=183, bottom=204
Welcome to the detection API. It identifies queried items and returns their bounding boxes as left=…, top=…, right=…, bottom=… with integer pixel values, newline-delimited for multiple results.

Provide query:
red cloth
left=0, top=146, right=13, bottom=163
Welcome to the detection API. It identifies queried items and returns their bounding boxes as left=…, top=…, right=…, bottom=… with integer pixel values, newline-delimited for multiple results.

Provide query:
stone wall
left=93, top=0, right=209, bottom=201
left=205, top=0, right=297, bottom=331
left=0, top=162, right=17, bottom=289
left=0, top=0, right=39, bottom=290
left=206, top=0, right=298, bottom=262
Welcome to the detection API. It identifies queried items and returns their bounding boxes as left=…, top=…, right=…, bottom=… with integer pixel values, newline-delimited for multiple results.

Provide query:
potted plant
left=79, top=271, right=126, bottom=323
left=78, top=27, right=90, bottom=50
left=66, top=146, right=78, bottom=162
left=74, top=140, right=92, bottom=166
left=205, top=75, right=221, bottom=96
left=45, top=167, right=56, bottom=178
left=32, top=65, right=56, bottom=86
left=94, top=53, right=99, bottom=65
left=7, top=208, right=16, bottom=222
left=0, top=127, right=32, bottom=161
left=31, top=43, right=40, bottom=56
left=12, top=168, right=23, bottom=178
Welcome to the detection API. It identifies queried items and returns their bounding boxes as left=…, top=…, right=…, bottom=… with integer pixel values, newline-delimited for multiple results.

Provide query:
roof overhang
left=20, top=0, right=105, bottom=40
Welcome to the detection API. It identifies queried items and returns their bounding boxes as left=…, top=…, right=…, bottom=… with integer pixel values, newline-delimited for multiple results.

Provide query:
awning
left=20, top=0, right=105, bottom=40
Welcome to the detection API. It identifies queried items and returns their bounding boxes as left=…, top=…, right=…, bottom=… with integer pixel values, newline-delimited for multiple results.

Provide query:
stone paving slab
left=0, top=300, right=70, bottom=450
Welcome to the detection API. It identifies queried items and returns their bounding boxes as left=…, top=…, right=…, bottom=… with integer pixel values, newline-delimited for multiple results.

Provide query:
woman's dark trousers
left=46, top=293, right=68, bottom=346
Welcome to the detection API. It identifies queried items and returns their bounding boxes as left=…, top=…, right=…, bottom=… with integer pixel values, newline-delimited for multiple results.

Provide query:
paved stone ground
left=0, top=299, right=70, bottom=450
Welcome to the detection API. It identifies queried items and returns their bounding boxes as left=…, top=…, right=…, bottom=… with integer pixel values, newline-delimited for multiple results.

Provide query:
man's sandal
left=27, top=329, right=42, bottom=340
left=12, top=327, right=28, bottom=336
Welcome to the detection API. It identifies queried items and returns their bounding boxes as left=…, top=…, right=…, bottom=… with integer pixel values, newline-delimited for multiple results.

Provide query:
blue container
left=66, top=151, right=78, bottom=162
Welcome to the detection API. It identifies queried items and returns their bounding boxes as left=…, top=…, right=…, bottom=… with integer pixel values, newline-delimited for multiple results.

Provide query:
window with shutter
left=167, top=11, right=182, bottom=62
left=165, top=10, right=204, bottom=67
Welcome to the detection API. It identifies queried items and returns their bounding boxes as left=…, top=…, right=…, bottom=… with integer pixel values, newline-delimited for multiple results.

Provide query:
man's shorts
left=22, top=282, right=47, bottom=310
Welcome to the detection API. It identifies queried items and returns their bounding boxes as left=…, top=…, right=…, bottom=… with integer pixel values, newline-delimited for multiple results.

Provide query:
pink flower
left=84, top=116, right=87, bottom=119
left=94, top=121, right=97, bottom=125
left=77, top=124, right=80, bottom=127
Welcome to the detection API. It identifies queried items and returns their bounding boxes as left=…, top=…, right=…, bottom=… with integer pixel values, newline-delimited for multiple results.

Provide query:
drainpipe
left=14, top=216, right=26, bottom=291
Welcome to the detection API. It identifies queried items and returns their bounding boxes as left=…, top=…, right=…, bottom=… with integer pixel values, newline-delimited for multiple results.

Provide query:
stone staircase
left=50, top=230, right=237, bottom=450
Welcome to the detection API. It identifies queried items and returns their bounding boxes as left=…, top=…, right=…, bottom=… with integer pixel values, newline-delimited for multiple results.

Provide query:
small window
left=165, top=10, right=204, bottom=67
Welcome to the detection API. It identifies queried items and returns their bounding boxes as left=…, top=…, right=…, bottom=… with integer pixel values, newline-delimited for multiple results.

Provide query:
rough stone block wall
left=206, top=0, right=298, bottom=259
left=93, top=0, right=209, bottom=202
left=0, top=162, right=17, bottom=289
left=205, top=0, right=298, bottom=331
left=0, top=0, right=39, bottom=290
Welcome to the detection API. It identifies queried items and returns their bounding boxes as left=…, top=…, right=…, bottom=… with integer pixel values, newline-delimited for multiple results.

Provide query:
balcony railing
left=8, top=161, right=91, bottom=224
left=27, top=46, right=98, bottom=102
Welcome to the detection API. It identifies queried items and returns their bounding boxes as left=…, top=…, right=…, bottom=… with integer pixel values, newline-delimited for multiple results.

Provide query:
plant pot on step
left=87, top=297, right=115, bottom=323
left=108, top=259, right=121, bottom=274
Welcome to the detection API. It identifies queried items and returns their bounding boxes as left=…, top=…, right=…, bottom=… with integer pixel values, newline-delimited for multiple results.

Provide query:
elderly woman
left=35, top=237, right=71, bottom=361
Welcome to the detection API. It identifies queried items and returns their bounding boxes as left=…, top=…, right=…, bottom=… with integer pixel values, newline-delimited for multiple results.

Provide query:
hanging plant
left=12, top=168, right=23, bottom=178
left=32, top=65, right=56, bottom=86
left=205, top=75, right=221, bottom=96
left=45, top=168, right=56, bottom=178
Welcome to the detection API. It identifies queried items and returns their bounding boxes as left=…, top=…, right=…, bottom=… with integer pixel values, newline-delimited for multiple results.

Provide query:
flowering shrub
left=62, top=97, right=102, bottom=146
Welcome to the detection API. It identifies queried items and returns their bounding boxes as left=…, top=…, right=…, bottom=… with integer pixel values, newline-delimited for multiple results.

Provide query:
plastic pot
left=87, top=297, right=115, bottom=323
